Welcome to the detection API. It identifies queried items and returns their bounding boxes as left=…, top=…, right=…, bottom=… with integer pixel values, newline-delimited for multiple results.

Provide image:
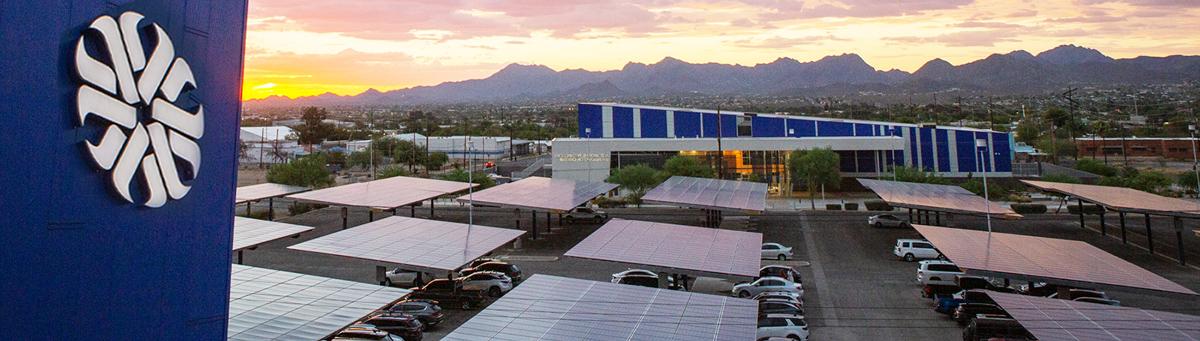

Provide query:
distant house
left=1077, top=136, right=1200, bottom=160
left=240, top=126, right=303, bottom=165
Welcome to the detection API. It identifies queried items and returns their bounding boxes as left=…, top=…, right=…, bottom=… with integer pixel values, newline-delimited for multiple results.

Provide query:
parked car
left=563, top=207, right=607, bottom=224
left=917, top=260, right=964, bottom=286
left=733, top=277, right=802, bottom=298
left=363, top=313, right=424, bottom=340
left=465, top=257, right=502, bottom=269
left=457, top=271, right=513, bottom=297
left=407, top=279, right=487, bottom=310
left=759, top=301, right=805, bottom=317
left=934, top=290, right=995, bottom=314
left=893, top=239, right=941, bottom=262
left=962, top=316, right=1034, bottom=341
left=1017, top=282, right=1060, bottom=297
left=869, top=214, right=910, bottom=228
left=460, top=261, right=523, bottom=282
left=760, top=265, right=801, bottom=283
left=1048, top=289, right=1108, bottom=301
left=762, top=243, right=794, bottom=260
left=952, top=303, right=1008, bottom=325
left=1074, top=297, right=1120, bottom=306
left=922, top=284, right=961, bottom=299
left=756, top=314, right=809, bottom=341
left=333, top=324, right=405, bottom=341
left=384, top=268, right=435, bottom=287
left=387, top=299, right=444, bottom=327
left=610, top=269, right=681, bottom=289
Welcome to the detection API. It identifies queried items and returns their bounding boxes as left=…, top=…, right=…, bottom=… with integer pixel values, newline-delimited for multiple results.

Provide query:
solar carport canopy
left=564, top=218, right=762, bottom=279
left=914, top=225, right=1196, bottom=295
left=1022, top=180, right=1200, bottom=218
left=235, top=183, right=310, bottom=204
left=288, top=216, right=525, bottom=273
left=232, top=217, right=314, bottom=251
left=286, top=176, right=474, bottom=209
left=858, top=178, right=1020, bottom=218
left=987, top=291, right=1200, bottom=341
left=228, top=264, right=410, bottom=341
left=442, top=274, right=758, bottom=341
left=642, top=176, right=768, bottom=212
left=456, top=176, right=617, bottom=212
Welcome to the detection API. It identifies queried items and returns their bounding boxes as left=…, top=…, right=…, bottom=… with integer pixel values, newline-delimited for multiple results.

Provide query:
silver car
left=732, top=276, right=802, bottom=298
left=458, top=271, right=513, bottom=297
left=869, top=214, right=910, bottom=228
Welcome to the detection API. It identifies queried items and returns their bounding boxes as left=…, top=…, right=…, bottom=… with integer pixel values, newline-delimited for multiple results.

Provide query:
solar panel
left=642, top=176, right=768, bottom=212
left=286, top=176, right=474, bottom=209
left=235, top=183, right=310, bottom=204
left=859, top=178, right=1020, bottom=218
left=564, top=218, right=762, bottom=279
left=232, top=217, right=314, bottom=251
left=287, top=216, right=525, bottom=273
left=1023, top=180, right=1200, bottom=218
left=456, top=176, right=618, bottom=212
left=914, top=225, right=1196, bottom=295
left=987, top=291, right=1200, bottom=341
left=442, top=274, right=758, bottom=341
left=227, top=264, right=409, bottom=341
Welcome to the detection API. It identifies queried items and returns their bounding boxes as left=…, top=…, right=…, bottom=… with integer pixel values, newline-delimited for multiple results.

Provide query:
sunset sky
left=243, top=0, right=1200, bottom=100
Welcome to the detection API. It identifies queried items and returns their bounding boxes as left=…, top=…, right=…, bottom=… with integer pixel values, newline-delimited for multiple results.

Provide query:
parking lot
left=239, top=198, right=1200, bottom=340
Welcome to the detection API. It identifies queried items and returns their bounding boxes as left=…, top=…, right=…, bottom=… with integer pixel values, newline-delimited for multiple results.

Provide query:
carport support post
left=1078, top=198, right=1085, bottom=228
left=236, top=250, right=243, bottom=264
left=1145, top=213, right=1154, bottom=254
left=429, top=198, right=435, bottom=217
left=935, top=211, right=941, bottom=226
left=908, top=208, right=914, bottom=223
left=268, top=198, right=274, bottom=221
left=245, top=202, right=251, bottom=216
left=1099, top=208, right=1106, bottom=236
left=1120, top=212, right=1127, bottom=244
left=546, top=212, right=551, bottom=230
left=341, top=207, right=349, bottom=230
left=514, top=209, right=521, bottom=229
left=410, top=205, right=415, bottom=217
left=1174, top=217, right=1186, bottom=265
left=369, top=210, right=374, bottom=222
left=531, top=210, right=539, bottom=239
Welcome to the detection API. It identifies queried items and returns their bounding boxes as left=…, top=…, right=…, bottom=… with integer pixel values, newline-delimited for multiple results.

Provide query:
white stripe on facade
left=601, top=106, right=613, bottom=138
left=666, top=110, right=675, bottom=138
left=632, top=108, right=641, bottom=138
left=948, top=131, right=959, bottom=173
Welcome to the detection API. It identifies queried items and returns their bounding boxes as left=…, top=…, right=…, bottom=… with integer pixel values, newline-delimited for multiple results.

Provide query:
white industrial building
left=239, top=126, right=303, bottom=165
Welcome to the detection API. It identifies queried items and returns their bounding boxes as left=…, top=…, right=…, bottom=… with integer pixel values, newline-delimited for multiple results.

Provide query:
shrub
left=289, top=202, right=327, bottom=215
left=439, top=168, right=496, bottom=189
left=376, top=165, right=411, bottom=179
left=844, top=203, right=859, bottom=211
left=593, top=196, right=627, bottom=208
left=1067, top=204, right=1105, bottom=215
left=864, top=199, right=893, bottom=211
left=826, top=204, right=842, bottom=210
left=1010, top=203, right=1047, bottom=214
left=267, top=154, right=334, bottom=188
left=1040, top=173, right=1080, bottom=184
left=1075, top=159, right=1118, bottom=177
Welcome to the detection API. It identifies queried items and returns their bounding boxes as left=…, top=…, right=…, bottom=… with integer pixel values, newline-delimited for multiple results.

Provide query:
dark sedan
left=363, top=313, right=423, bottom=340
left=388, top=299, right=444, bottom=327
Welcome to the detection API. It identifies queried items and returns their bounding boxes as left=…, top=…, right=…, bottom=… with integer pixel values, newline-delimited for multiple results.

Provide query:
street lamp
left=888, top=127, right=898, bottom=181
left=585, top=128, right=593, bottom=182
left=1190, top=124, right=1199, bottom=197
left=977, top=138, right=992, bottom=234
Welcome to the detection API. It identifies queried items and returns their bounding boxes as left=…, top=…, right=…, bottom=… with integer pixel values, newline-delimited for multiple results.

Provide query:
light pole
left=465, top=138, right=475, bottom=257
left=888, top=127, right=898, bottom=181
left=585, top=128, right=593, bottom=182
left=977, top=138, right=992, bottom=234
left=1190, top=125, right=1199, bottom=198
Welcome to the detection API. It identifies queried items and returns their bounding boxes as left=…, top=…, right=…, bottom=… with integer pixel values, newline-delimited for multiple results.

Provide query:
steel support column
left=341, top=207, right=349, bottom=230
left=1146, top=214, right=1154, bottom=254
left=1120, top=212, right=1127, bottom=244
left=1099, top=209, right=1106, bottom=236
left=268, top=198, right=274, bottom=221
left=1175, top=217, right=1186, bottom=265
left=531, top=210, right=539, bottom=239
left=1078, top=198, right=1085, bottom=228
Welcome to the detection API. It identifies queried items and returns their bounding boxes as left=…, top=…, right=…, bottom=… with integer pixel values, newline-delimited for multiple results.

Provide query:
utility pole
left=716, top=104, right=724, bottom=180
left=1061, top=88, right=1079, bottom=160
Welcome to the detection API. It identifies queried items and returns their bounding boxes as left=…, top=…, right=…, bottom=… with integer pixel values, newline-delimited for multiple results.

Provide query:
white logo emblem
left=75, top=12, right=203, bottom=208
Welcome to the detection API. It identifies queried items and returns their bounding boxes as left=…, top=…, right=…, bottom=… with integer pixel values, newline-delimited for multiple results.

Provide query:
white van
left=894, top=239, right=942, bottom=262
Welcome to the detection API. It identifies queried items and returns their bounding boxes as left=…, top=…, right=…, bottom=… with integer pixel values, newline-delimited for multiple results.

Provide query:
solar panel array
left=286, top=176, right=474, bottom=209
left=457, top=176, right=618, bottom=212
left=232, top=217, right=314, bottom=251
left=235, top=183, right=310, bottom=204
left=564, top=218, right=762, bottom=278
left=987, top=291, right=1200, bottom=341
left=859, top=178, right=1020, bottom=218
left=228, top=264, right=409, bottom=341
left=642, top=176, right=768, bottom=212
left=443, top=274, right=758, bottom=341
left=914, top=225, right=1196, bottom=295
left=288, top=216, right=525, bottom=273
left=1023, top=180, right=1200, bottom=217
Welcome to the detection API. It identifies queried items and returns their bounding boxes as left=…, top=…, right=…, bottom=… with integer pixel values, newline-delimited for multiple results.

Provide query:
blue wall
left=0, top=1, right=246, bottom=339
left=578, top=104, right=603, bottom=137
left=612, top=106, right=634, bottom=138
left=753, top=116, right=786, bottom=137
left=640, top=109, right=667, bottom=138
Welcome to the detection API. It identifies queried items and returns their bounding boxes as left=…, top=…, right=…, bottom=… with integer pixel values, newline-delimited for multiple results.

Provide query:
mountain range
left=245, top=45, right=1200, bottom=108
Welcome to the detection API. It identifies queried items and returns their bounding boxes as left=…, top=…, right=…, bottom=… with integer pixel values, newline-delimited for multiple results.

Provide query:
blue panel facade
left=612, top=106, right=634, bottom=138
left=0, top=1, right=246, bottom=339
left=818, top=121, right=854, bottom=136
left=919, top=128, right=935, bottom=171
left=956, top=131, right=977, bottom=172
left=753, top=116, right=786, bottom=137
left=993, top=132, right=1012, bottom=172
left=674, top=111, right=701, bottom=137
left=936, top=129, right=951, bottom=172
left=577, top=104, right=603, bottom=137
left=855, top=123, right=875, bottom=137
left=787, top=119, right=816, bottom=137
left=856, top=151, right=877, bottom=173
left=721, top=114, right=739, bottom=137
left=640, top=109, right=667, bottom=138
left=701, top=113, right=719, bottom=137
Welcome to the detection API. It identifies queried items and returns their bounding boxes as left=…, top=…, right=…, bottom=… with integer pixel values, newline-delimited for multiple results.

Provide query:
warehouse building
left=554, top=103, right=1014, bottom=193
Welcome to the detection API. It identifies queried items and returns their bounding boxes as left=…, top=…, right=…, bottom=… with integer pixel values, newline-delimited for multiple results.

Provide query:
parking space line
left=799, top=212, right=840, bottom=329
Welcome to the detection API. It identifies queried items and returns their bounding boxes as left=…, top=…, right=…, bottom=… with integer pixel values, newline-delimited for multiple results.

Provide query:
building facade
left=1077, top=137, right=1200, bottom=160
left=556, top=103, right=1014, bottom=191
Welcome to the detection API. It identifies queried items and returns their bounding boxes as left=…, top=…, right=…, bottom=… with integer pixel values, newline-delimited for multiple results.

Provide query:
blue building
left=557, top=103, right=1013, bottom=192
left=1, top=1, right=246, bottom=339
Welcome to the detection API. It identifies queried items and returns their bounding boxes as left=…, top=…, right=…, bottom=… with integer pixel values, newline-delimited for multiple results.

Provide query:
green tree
left=393, top=141, right=426, bottom=166
left=1041, top=173, right=1081, bottom=184
left=1014, top=120, right=1042, bottom=145
left=789, top=148, right=841, bottom=209
left=1177, top=172, right=1199, bottom=197
left=266, top=154, right=334, bottom=188
left=1075, top=159, right=1117, bottom=177
left=439, top=168, right=496, bottom=188
left=375, top=165, right=411, bottom=179
left=347, top=148, right=382, bottom=169
left=893, top=166, right=950, bottom=184
left=424, top=152, right=449, bottom=171
left=295, top=107, right=334, bottom=145
left=960, top=178, right=1008, bottom=200
left=663, top=156, right=714, bottom=178
left=606, top=164, right=665, bottom=206
left=372, top=136, right=400, bottom=158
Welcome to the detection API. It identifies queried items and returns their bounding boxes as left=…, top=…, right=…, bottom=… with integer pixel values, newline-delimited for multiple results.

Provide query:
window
left=764, top=244, right=779, bottom=250
left=914, top=242, right=934, bottom=249
left=789, top=318, right=807, bottom=327
left=759, top=318, right=785, bottom=327
left=902, top=242, right=911, bottom=248
left=928, top=264, right=960, bottom=272
left=762, top=280, right=782, bottom=287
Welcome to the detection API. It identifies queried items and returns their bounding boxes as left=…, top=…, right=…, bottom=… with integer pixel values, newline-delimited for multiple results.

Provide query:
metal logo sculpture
left=75, top=12, right=202, bottom=208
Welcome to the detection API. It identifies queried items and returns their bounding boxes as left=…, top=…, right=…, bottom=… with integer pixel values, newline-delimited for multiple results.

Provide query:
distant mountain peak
left=1037, top=44, right=1113, bottom=64
left=653, top=56, right=690, bottom=66
left=493, top=63, right=556, bottom=77
left=1007, top=50, right=1036, bottom=60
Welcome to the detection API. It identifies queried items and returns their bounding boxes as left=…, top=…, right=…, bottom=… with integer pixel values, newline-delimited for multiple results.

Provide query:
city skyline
left=244, top=0, right=1200, bottom=100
